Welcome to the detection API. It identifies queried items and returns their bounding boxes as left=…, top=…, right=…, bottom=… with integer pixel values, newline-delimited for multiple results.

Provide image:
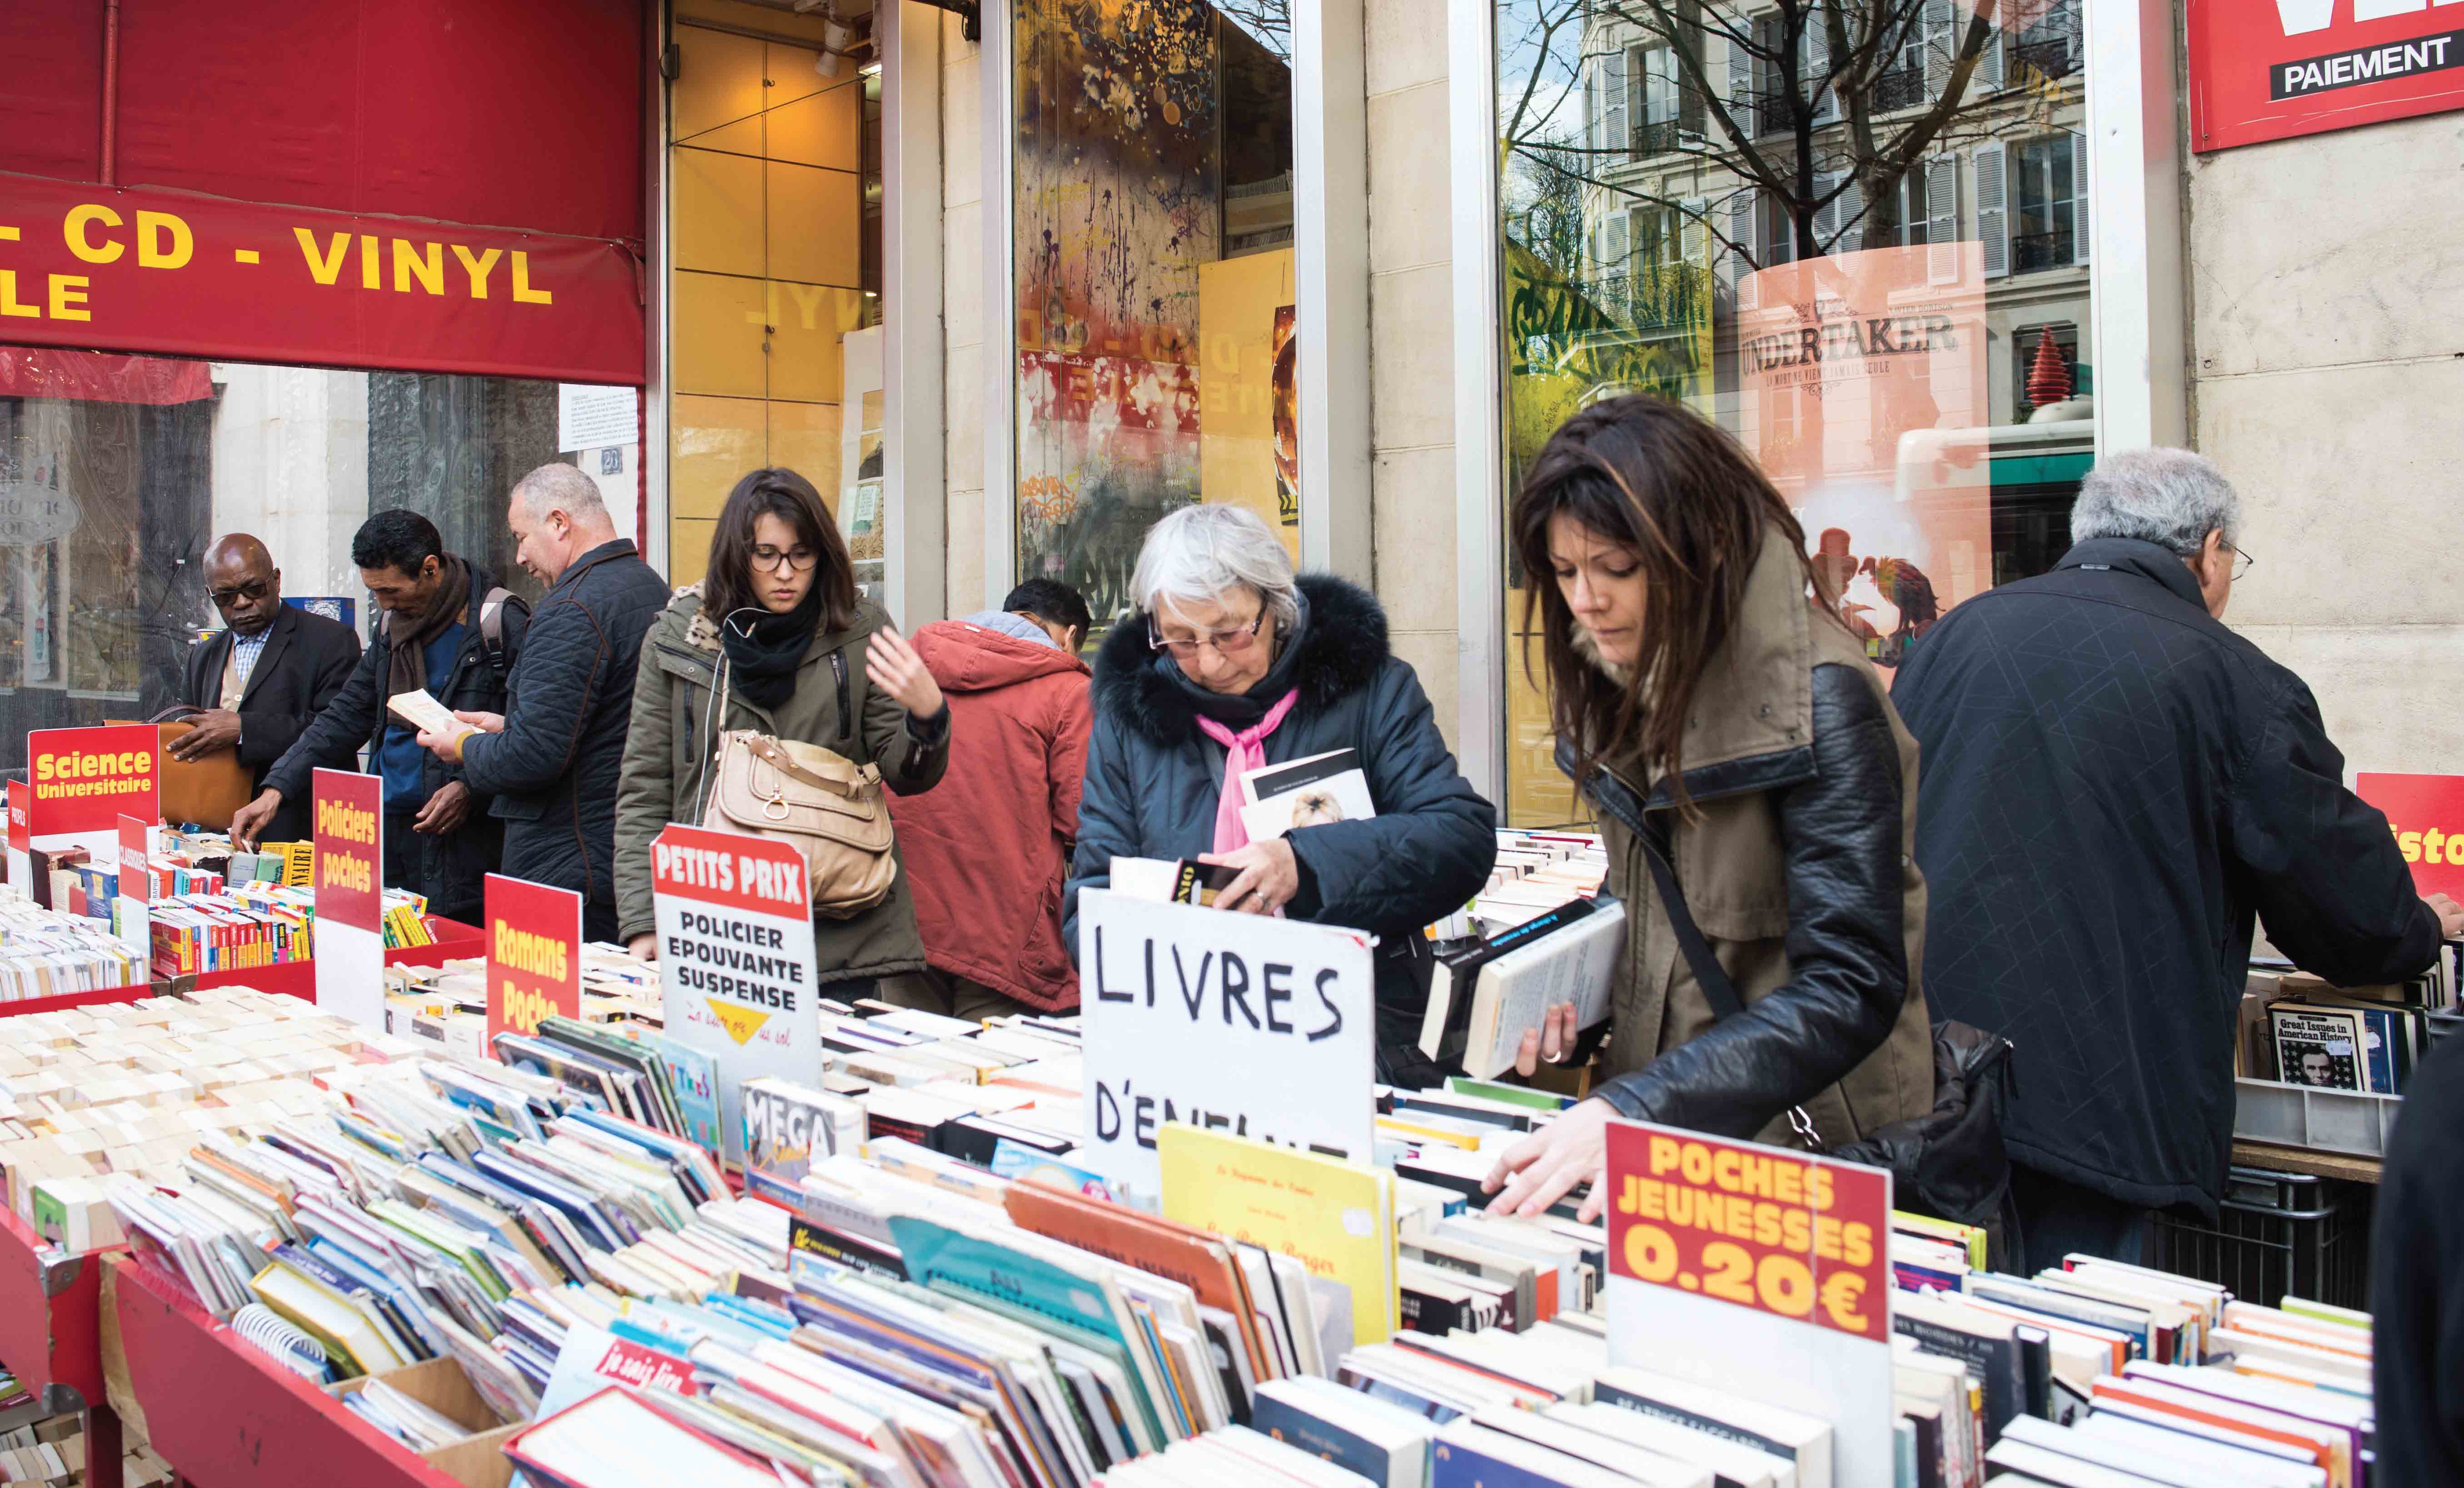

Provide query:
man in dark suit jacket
left=174, top=533, right=362, bottom=843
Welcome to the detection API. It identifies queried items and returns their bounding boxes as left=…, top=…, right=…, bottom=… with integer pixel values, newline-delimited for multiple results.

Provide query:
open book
left=1239, top=749, right=1377, bottom=841
left=1418, top=897, right=1626, bottom=1079
left=386, top=687, right=472, bottom=739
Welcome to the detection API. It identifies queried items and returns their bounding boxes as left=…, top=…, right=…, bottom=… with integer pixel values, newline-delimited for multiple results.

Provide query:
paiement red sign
left=25, top=725, right=158, bottom=838
left=1605, top=1122, right=1891, bottom=1343
left=0, top=175, right=643, bottom=386
left=2189, top=0, right=2464, bottom=150
left=312, top=768, right=386, bottom=935
left=486, top=873, right=584, bottom=1047
left=2356, top=772, right=2464, bottom=900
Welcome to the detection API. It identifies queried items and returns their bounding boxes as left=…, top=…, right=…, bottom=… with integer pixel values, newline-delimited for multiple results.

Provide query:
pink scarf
left=1194, top=690, right=1299, bottom=854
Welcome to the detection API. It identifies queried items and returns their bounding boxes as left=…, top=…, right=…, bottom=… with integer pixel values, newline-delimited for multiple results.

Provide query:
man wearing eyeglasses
left=174, top=533, right=362, bottom=844
left=1892, top=447, right=2464, bottom=1272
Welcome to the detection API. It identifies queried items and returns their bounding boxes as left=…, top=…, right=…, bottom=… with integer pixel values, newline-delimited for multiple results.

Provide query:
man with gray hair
left=418, top=460, right=668, bottom=939
left=1892, top=447, right=2461, bottom=1272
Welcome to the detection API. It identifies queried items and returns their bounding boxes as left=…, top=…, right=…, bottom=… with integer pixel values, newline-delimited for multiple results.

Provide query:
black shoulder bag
left=1633, top=821, right=2021, bottom=1265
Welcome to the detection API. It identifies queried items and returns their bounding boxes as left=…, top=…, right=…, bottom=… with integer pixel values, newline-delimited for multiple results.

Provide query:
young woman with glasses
left=612, top=468, right=951, bottom=998
left=1065, top=503, right=1497, bottom=1083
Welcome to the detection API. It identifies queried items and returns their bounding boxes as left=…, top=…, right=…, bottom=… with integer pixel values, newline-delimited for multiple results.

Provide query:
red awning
left=0, top=346, right=214, bottom=404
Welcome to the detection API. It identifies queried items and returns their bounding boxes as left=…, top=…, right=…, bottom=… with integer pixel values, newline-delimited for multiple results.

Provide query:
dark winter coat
left=262, top=562, right=529, bottom=922
left=458, top=540, right=669, bottom=919
left=612, top=590, right=951, bottom=984
left=179, top=603, right=363, bottom=844
left=1065, top=575, right=1497, bottom=1061
left=1573, top=529, right=1936, bottom=1149
left=888, top=619, right=1094, bottom=1013
left=1892, top=537, right=2440, bottom=1212
left=2372, top=1027, right=2464, bottom=1487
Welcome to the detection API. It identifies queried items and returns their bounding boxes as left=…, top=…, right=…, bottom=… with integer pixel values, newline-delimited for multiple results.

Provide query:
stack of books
left=0, top=987, right=418, bottom=1235
left=0, top=896, right=144, bottom=999
left=1473, top=830, right=1608, bottom=932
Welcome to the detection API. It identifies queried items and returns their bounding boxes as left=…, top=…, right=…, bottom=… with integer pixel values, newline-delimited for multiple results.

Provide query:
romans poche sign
left=0, top=175, right=643, bottom=386
left=486, top=873, right=583, bottom=1048
left=651, top=823, right=821, bottom=1164
left=1076, top=888, right=1378, bottom=1198
left=1605, top=1118, right=1895, bottom=1488
left=25, top=724, right=158, bottom=839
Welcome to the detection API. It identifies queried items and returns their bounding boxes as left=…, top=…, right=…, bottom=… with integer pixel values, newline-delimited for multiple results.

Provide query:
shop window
left=666, top=17, right=881, bottom=593
left=1007, top=0, right=1297, bottom=625
left=1492, top=0, right=2094, bottom=823
left=0, top=348, right=588, bottom=774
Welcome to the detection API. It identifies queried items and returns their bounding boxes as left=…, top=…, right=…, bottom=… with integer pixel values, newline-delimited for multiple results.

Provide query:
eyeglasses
left=2233, top=547, right=2255, bottom=579
left=1149, top=611, right=1266, bottom=659
left=208, top=579, right=272, bottom=608
left=750, top=544, right=820, bottom=572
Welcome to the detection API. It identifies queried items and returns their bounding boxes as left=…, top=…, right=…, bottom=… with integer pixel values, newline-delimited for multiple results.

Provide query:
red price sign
left=1605, top=1123, right=1890, bottom=1343
left=25, top=724, right=158, bottom=837
left=2356, top=773, right=2464, bottom=901
left=2189, top=0, right=2464, bottom=151
left=485, top=873, right=583, bottom=1047
left=118, top=814, right=150, bottom=905
left=311, top=767, right=386, bottom=934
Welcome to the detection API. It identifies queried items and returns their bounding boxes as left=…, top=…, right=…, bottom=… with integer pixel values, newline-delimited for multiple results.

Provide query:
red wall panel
left=2, top=0, right=645, bottom=245
left=0, top=0, right=105, bottom=183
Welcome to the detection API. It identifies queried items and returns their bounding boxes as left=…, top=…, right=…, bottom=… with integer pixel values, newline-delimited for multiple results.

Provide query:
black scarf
left=719, top=596, right=820, bottom=711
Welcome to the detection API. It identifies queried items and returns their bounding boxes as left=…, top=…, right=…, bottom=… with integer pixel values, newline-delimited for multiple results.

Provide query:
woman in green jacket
left=613, top=468, right=951, bottom=992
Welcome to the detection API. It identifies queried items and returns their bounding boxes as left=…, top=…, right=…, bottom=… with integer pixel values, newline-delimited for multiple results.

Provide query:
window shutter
left=1924, top=0, right=1954, bottom=96
left=2070, top=129, right=2091, bottom=265
left=1836, top=173, right=1866, bottom=253
left=1812, top=170, right=1841, bottom=256
left=1925, top=156, right=1959, bottom=283
left=1975, top=140, right=2009, bottom=279
left=1682, top=195, right=1709, bottom=270
left=1806, top=3, right=1839, bottom=124
left=1605, top=45, right=1630, bottom=163
left=1587, top=63, right=1600, bottom=153
left=1730, top=192, right=1760, bottom=310
left=1727, top=29, right=1756, bottom=140
left=1603, top=211, right=1631, bottom=312
left=1974, top=9, right=2003, bottom=91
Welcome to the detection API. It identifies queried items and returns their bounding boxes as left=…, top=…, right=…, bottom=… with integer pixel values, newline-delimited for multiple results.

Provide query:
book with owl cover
left=1241, top=749, right=1378, bottom=841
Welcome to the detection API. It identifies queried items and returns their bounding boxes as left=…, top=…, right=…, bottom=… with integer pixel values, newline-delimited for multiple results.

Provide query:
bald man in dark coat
left=177, top=534, right=362, bottom=842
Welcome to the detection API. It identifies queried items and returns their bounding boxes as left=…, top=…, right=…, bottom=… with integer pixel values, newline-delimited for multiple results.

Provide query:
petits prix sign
left=650, top=823, right=821, bottom=1163
left=2189, top=0, right=2464, bottom=150
left=0, top=174, right=643, bottom=386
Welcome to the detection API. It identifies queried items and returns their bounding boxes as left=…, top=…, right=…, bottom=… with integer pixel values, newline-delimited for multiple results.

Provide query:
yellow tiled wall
left=669, top=23, right=868, bottom=586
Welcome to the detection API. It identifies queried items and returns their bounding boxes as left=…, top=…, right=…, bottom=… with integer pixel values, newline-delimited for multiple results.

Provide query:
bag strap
left=1634, top=816, right=1822, bottom=1146
left=694, top=649, right=731, bottom=824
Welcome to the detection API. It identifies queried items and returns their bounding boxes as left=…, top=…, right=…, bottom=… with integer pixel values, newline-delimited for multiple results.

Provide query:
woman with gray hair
left=1064, top=503, right=1496, bottom=1081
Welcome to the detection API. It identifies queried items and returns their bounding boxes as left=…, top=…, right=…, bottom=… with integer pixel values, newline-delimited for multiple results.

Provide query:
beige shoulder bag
left=695, top=649, right=897, bottom=919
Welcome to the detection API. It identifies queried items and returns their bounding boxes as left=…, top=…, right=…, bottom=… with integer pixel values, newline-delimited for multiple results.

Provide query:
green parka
left=612, top=589, right=950, bottom=983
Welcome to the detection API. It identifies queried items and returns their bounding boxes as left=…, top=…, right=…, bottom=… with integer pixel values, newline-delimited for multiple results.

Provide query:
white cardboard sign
left=1077, top=888, right=1378, bottom=1197
left=650, top=823, right=822, bottom=1163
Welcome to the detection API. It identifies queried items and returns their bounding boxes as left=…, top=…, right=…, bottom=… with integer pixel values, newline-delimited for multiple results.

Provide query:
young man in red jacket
left=883, top=580, right=1095, bottom=1021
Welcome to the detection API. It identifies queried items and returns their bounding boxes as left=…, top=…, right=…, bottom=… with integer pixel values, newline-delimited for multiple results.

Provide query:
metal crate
left=2153, top=1165, right=2374, bottom=1309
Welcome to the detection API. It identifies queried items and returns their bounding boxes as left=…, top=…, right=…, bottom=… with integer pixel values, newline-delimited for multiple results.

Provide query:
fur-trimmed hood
left=1093, top=574, right=1391, bottom=745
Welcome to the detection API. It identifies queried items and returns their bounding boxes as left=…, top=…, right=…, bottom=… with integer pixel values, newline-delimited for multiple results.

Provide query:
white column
left=885, top=0, right=950, bottom=625
left=2082, top=0, right=2187, bottom=452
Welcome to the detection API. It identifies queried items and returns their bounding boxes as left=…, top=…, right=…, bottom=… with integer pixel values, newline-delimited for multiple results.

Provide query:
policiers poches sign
left=1076, top=888, right=1377, bottom=1198
left=650, top=823, right=821, bottom=1163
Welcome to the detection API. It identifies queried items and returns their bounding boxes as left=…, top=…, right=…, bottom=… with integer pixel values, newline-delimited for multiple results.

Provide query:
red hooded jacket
left=887, top=619, right=1094, bottom=1011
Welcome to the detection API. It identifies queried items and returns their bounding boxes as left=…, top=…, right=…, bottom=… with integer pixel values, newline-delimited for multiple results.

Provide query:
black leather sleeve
left=1593, top=663, right=1910, bottom=1137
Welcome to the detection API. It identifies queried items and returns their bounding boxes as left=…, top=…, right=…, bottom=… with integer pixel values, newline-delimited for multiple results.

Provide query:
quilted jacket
left=1892, top=536, right=2439, bottom=1212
